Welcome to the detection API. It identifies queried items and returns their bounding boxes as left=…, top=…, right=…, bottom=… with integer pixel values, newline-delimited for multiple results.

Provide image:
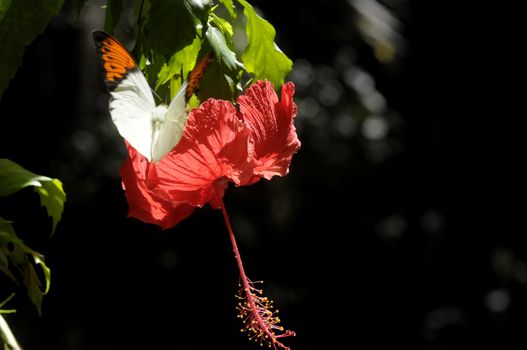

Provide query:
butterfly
left=93, top=31, right=212, bottom=163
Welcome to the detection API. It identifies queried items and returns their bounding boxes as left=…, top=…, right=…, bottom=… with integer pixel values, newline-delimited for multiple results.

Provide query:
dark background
left=0, top=1, right=519, bottom=349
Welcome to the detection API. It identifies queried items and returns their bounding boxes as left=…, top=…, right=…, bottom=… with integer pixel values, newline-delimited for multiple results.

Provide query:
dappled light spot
left=333, top=111, right=357, bottom=138
left=71, top=129, right=98, bottom=158
left=344, top=67, right=374, bottom=95
left=350, top=0, right=407, bottom=64
left=290, top=59, right=315, bottom=89
left=363, top=90, right=387, bottom=114
left=333, top=46, right=357, bottom=70
left=376, top=213, right=407, bottom=240
left=421, top=210, right=445, bottom=235
left=424, top=305, right=466, bottom=341
left=297, top=97, right=321, bottom=121
left=317, top=81, right=342, bottom=106
left=484, top=289, right=511, bottom=313
left=362, top=115, right=388, bottom=140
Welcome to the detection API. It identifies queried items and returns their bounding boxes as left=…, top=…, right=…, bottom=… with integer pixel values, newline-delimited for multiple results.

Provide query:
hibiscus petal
left=238, top=81, right=301, bottom=181
left=149, top=99, right=253, bottom=208
left=120, top=143, right=195, bottom=229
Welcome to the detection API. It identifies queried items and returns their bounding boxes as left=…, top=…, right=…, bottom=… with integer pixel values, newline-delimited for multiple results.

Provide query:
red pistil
left=214, top=182, right=295, bottom=349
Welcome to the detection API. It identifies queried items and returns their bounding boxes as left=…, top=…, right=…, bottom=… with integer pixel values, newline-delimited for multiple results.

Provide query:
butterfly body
left=93, top=31, right=209, bottom=163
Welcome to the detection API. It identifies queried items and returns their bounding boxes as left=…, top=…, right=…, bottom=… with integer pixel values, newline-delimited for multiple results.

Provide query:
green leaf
left=103, top=0, right=146, bottom=36
left=0, top=217, right=51, bottom=315
left=0, top=219, right=17, bottom=283
left=200, top=25, right=243, bottom=100
left=210, top=12, right=233, bottom=39
left=143, top=0, right=212, bottom=59
left=103, top=0, right=125, bottom=32
left=206, top=20, right=240, bottom=71
left=35, top=179, right=66, bottom=235
left=236, top=0, right=292, bottom=87
left=25, top=255, right=51, bottom=315
left=0, top=0, right=13, bottom=21
left=216, top=0, right=236, bottom=19
left=155, top=37, right=202, bottom=95
left=0, top=159, right=66, bottom=235
left=0, top=159, right=51, bottom=196
left=0, top=0, right=65, bottom=97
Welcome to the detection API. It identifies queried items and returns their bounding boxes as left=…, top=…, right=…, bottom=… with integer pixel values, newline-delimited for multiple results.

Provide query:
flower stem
left=214, top=183, right=294, bottom=350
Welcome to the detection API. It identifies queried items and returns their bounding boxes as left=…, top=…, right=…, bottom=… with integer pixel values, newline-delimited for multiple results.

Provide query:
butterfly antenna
left=151, top=88, right=162, bottom=103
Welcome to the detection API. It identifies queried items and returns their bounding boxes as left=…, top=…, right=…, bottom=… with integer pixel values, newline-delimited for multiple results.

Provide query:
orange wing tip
left=93, top=31, right=139, bottom=90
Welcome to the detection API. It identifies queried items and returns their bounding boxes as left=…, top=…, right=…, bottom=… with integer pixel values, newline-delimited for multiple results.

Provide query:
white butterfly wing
left=94, top=31, right=156, bottom=161
left=109, top=69, right=156, bottom=160
left=151, top=81, right=189, bottom=163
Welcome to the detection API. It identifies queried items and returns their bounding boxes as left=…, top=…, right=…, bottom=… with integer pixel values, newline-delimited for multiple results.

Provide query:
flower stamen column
left=215, top=183, right=295, bottom=350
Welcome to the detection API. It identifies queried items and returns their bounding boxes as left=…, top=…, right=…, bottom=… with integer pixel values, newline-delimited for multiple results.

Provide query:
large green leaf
left=0, top=159, right=66, bottom=235
left=236, top=0, right=292, bottom=87
left=0, top=0, right=65, bottom=97
left=143, top=0, right=212, bottom=59
left=0, top=217, right=51, bottom=315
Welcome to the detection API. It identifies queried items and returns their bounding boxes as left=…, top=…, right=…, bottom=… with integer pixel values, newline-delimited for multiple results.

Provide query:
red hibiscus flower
left=119, top=80, right=299, bottom=349
left=120, top=80, right=300, bottom=228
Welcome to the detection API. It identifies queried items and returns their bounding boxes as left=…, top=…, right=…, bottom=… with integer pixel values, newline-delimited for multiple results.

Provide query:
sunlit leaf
left=156, top=37, right=202, bottom=95
left=0, top=0, right=65, bottom=97
left=35, top=179, right=66, bottom=235
left=0, top=159, right=50, bottom=196
left=210, top=12, right=233, bottom=39
left=0, top=217, right=51, bottom=315
left=236, top=0, right=292, bottom=87
left=0, top=159, right=66, bottom=235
